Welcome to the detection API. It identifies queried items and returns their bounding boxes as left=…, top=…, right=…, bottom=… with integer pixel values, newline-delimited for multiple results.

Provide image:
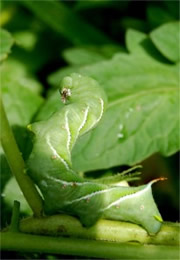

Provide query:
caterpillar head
left=59, top=76, right=73, bottom=104
left=59, top=73, right=107, bottom=107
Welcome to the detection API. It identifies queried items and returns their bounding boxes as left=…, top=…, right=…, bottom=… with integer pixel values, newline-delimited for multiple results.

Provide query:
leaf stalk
left=1, top=231, right=179, bottom=259
left=0, top=98, right=43, bottom=217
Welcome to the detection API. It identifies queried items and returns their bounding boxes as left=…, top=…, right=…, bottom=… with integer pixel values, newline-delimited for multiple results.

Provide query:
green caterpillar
left=27, top=73, right=163, bottom=234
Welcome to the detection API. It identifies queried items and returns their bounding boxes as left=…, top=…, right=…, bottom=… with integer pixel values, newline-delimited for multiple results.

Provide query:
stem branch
left=19, top=215, right=179, bottom=246
left=9, top=201, right=20, bottom=232
left=1, top=231, right=178, bottom=259
left=0, top=98, right=43, bottom=217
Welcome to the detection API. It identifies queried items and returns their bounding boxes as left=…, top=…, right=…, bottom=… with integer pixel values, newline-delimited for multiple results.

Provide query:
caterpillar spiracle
left=27, top=73, right=162, bottom=234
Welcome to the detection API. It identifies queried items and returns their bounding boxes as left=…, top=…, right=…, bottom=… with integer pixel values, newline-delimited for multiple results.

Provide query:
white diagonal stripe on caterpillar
left=96, top=98, right=104, bottom=124
left=102, top=182, right=154, bottom=211
left=46, top=175, right=116, bottom=205
left=46, top=175, right=97, bottom=187
left=64, top=187, right=116, bottom=205
left=91, top=98, right=104, bottom=129
left=65, top=110, right=71, bottom=155
left=46, top=134, right=70, bottom=171
left=78, top=106, right=89, bottom=133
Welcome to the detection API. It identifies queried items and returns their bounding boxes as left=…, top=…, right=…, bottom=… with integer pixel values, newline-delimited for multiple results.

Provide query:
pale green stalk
left=19, top=214, right=179, bottom=246
left=9, top=201, right=20, bottom=232
left=0, top=98, right=43, bottom=217
left=1, top=232, right=178, bottom=259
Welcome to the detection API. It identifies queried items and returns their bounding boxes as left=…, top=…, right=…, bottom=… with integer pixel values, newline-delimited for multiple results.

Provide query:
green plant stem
left=0, top=98, right=43, bottom=217
left=9, top=201, right=20, bottom=232
left=19, top=214, right=179, bottom=246
left=1, top=231, right=178, bottom=259
left=22, top=0, right=112, bottom=45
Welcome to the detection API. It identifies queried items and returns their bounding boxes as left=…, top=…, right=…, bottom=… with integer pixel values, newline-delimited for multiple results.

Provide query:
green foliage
left=62, top=45, right=124, bottom=66
left=0, top=67, right=43, bottom=190
left=150, top=21, right=180, bottom=62
left=13, top=31, right=37, bottom=51
left=0, top=28, right=14, bottom=61
left=147, top=5, right=175, bottom=29
left=22, top=0, right=111, bottom=45
left=63, top=47, right=105, bottom=66
left=0, top=32, right=44, bottom=193
left=44, top=24, right=179, bottom=172
left=3, top=177, right=32, bottom=215
left=120, top=17, right=147, bottom=32
left=1, top=58, right=43, bottom=126
left=74, top=0, right=116, bottom=10
left=1, top=59, right=43, bottom=96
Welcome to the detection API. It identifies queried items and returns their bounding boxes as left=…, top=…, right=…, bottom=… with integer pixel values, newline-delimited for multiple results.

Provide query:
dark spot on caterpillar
left=71, top=182, right=77, bottom=187
left=62, top=184, right=67, bottom=189
left=57, top=225, right=67, bottom=233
